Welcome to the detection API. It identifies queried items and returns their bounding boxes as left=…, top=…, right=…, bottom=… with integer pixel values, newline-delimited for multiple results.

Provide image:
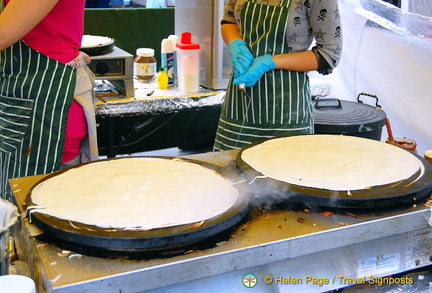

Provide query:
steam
left=232, top=171, right=348, bottom=213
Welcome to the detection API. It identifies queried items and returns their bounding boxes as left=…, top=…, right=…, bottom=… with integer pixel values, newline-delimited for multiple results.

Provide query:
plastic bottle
left=176, top=32, right=200, bottom=93
left=156, top=67, right=169, bottom=89
left=134, top=48, right=157, bottom=80
left=161, top=38, right=175, bottom=86
left=168, top=35, right=180, bottom=84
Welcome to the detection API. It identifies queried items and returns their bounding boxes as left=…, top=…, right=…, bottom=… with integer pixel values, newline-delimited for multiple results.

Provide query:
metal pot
left=313, top=93, right=387, bottom=141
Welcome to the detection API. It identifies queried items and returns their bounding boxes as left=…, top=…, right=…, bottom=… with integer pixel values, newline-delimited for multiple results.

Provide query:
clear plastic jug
left=176, top=32, right=200, bottom=93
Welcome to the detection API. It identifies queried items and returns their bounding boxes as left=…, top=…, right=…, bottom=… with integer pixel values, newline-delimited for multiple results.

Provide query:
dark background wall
left=84, top=8, right=175, bottom=66
left=83, top=8, right=219, bottom=156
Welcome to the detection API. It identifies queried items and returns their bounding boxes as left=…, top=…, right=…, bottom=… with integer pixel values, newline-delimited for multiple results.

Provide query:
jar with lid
left=134, top=48, right=157, bottom=80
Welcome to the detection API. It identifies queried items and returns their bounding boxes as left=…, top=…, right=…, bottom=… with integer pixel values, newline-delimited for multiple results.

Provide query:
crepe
left=30, top=158, right=239, bottom=230
left=81, top=35, right=113, bottom=48
left=241, top=135, right=423, bottom=191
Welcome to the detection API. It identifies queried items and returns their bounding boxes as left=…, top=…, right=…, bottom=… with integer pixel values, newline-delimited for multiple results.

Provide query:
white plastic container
left=0, top=275, right=36, bottom=293
left=161, top=38, right=175, bottom=86
left=176, top=32, right=200, bottom=93
left=168, top=35, right=180, bottom=80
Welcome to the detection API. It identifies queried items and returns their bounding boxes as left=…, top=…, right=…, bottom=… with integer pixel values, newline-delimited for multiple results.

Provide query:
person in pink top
left=0, top=0, right=99, bottom=198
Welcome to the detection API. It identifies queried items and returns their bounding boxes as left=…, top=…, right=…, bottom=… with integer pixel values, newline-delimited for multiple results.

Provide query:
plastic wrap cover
left=342, top=0, right=432, bottom=41
left=310, top=78, right=331, bottom=97
left=95, top=90, right=226, bottom=117
left=95, top=79, right=331, bottom=117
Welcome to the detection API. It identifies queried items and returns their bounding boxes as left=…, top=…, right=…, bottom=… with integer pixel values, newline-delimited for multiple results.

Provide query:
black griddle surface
left=236, top=136, right=432, bottom=210
left=26, top=157, right=249, bottom=252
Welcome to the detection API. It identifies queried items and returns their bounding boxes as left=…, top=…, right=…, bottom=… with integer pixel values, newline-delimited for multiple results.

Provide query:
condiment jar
left=134, top=48, right=157, bottom=80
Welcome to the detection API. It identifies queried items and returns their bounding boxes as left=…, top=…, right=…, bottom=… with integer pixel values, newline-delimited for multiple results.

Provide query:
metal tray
left=25, top=157, right=249, bottom=252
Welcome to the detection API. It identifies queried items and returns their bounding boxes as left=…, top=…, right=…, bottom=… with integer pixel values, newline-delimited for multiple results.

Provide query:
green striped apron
left=0, top=7, right=76, bottom=198
left=214, top=0, right=314, bottom=151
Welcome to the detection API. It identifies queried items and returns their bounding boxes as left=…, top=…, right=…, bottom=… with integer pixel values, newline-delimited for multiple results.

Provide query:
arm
left=222, top=21, right=318, bottom=73
left=221, top=23, right=243, bottom=45
left=0, top=0, right=59, bottom=51
left=272, top=50, right=318, bottom=72
left=222, top=23, right=255, bottom=78
left=273, top=0, right=342, bottom=75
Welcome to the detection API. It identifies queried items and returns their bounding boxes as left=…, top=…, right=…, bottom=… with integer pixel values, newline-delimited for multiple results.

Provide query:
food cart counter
left=9, top=150, right=432, bottom=292
left=94, top=79, right=225, bottom=157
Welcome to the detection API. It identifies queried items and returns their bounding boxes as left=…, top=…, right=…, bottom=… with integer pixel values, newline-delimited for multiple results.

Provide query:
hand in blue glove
left=233, top=54, right=276, bottom=87
left=228, top=39, right=255, bottom=78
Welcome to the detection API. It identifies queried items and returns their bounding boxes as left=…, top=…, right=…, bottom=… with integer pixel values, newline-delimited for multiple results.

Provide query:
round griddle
left=26, top=157, right=249, bottom=252
left=236, top=136, right=432, bottom=210
left=80, top=37, right=115, bottom=56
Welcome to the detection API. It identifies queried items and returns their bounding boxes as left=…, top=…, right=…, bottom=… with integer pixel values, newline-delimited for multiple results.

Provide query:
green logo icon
left=243, top=273, right=257, bottom=288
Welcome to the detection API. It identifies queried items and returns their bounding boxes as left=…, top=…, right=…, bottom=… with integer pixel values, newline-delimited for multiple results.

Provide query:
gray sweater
left=222, top=0, right=343, bottom=74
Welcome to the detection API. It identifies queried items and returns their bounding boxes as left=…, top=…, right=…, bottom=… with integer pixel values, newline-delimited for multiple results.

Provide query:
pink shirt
left=6, top=0, right=86, bottom=63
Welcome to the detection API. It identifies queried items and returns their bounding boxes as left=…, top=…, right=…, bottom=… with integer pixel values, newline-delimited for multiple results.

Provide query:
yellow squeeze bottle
left=156, top=67, right=169, bottom=89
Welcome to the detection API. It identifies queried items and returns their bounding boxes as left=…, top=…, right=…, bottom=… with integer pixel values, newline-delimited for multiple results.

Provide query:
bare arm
left=272, top=50, right=318, bottom=72
left=222, top=23, right=317, bottom=73
left=0, top=0, right=59, bottom=51
left=221, top=23, right=243, bottom=45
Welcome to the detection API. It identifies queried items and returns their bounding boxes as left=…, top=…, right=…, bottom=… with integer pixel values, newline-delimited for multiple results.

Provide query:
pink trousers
left=61, top=100, right=88, bottom=163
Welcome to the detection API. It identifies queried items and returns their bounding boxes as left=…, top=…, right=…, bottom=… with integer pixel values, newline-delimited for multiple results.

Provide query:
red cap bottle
left=176, top=32, right=201, bottom=93
left=176, top=32, right=200, bottom=50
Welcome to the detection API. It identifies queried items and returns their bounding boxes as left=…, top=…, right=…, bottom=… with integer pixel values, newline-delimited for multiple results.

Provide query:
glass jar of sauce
left=134, top=48, right=157, bottom=80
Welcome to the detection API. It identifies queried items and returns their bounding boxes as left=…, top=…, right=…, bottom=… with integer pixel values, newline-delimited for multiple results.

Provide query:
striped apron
left=0, top=9, right=77, bottom=198
left=213, top=0, right=314, bottom=151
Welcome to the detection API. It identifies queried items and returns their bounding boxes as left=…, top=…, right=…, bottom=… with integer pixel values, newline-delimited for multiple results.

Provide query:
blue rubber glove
left=228, top=39, right=255, bottom=78
left=233, top=54, right=276, bottom=87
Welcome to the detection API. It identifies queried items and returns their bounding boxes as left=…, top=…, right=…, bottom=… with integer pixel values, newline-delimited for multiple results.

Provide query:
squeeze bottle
left=176, top=32, right=200, bottom=93
left=168, top=35, right=180, bottom=84
left=156, top=67, right=169, bottom=89
left=161, top=38, right=175, bottom=86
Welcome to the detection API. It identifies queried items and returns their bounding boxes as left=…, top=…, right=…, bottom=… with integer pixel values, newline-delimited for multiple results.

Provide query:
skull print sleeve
left=222, top=0, right=343, bottom=75
left=305, top=0, right=343, bottom=75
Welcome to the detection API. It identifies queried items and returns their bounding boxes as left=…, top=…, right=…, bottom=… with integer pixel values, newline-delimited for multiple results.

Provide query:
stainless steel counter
left=9, top=150, right=432, bottom=292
